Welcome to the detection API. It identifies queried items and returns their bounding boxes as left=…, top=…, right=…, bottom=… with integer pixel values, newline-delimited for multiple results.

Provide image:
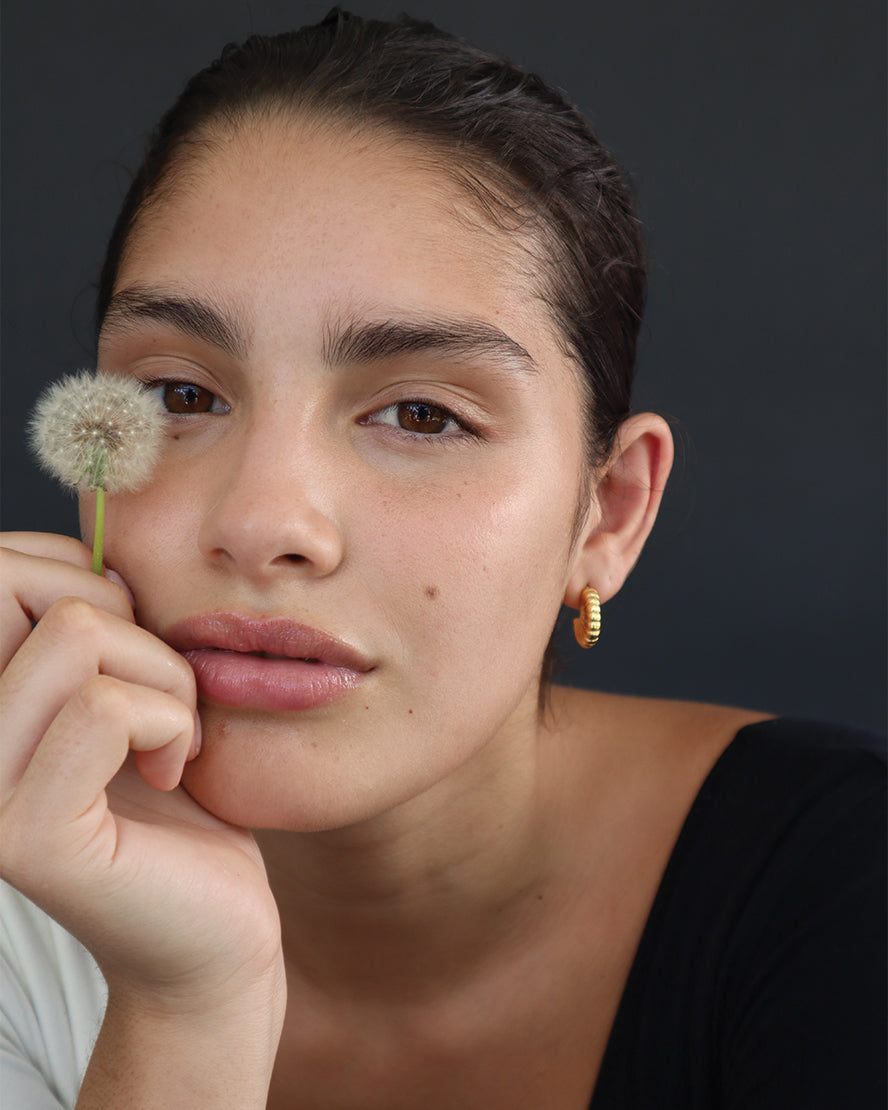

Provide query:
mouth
left=217, top=649, right=320, bottom=661
left=163, top=612, right=372, bottom=711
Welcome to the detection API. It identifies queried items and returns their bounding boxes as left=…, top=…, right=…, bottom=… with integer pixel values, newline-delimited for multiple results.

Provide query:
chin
left=178, top=712, right=437, bottom=833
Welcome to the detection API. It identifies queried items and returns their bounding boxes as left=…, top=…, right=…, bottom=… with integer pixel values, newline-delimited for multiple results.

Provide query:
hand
left=0, top=533, right=284, bottom=1028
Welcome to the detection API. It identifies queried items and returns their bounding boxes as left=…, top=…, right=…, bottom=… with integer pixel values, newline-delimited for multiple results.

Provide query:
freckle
left=424, top=585, right=439, bottom=600
left=364, top=705, right=369, bottom=710
left=408, top=709, right=413, bottom=714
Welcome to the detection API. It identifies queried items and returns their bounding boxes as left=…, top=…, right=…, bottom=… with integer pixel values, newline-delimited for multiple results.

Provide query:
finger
left=0, top=545, right=135, bottom=671
left=0, top=596, right=196, bottom=793
left=0, top=532, right=136, bottom=602
left=0, top=675, right=196, bottom=889
left=0, top=531, right=94, bottom=566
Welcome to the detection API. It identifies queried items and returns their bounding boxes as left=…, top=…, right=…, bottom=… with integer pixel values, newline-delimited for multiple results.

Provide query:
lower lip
left=183, top=649, right=364, bottom=711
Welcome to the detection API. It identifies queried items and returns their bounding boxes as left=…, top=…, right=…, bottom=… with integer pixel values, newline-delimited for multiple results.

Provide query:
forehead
left=115, top=117, right=565, bottom=367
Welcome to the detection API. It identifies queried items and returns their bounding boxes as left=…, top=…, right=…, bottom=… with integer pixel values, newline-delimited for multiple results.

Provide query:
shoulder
left=690, top=714, right=886, bottom=855
left=713, top=713, right=886, bottom=772
left=556, top=691, right=886, bottom=927
left=552, top=686, right=884, bottom=802
left=548, top=691, right=885, bottom=917
left=0, top=880, right=106, bottom=1109
left=591, top=711, right=886, bottom=1108
left=690, top=719, right=886, bottom=1105
left=685, top=715, right=886, bottom=946
left=621, top=707, right=886, bottom=924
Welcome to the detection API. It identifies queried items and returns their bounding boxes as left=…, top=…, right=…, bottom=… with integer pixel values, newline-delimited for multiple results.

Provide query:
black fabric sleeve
left=590, top=719, right=886, bottom=1110
left=718, top=742, right=886, bottom=1108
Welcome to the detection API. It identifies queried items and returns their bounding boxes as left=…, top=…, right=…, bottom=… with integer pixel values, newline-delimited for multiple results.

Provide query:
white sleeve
left=0, top=881, right=107, bottom=1110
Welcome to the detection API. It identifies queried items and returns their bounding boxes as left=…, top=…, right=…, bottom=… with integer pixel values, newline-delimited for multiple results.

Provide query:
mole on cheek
left=424, top=585, right=440, bottom=600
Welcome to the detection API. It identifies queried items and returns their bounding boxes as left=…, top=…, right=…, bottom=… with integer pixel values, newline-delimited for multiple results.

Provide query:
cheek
left=415, top=453, right=574, bottom=579
left=356, top=457, right=577, bottom=673
left=97, top=476, right=199, bottom=597
left=96, top=434, right=579, bottom=666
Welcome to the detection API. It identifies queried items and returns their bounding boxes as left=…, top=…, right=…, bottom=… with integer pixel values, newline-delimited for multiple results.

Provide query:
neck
left=255, top=700, right=567, bottom=1004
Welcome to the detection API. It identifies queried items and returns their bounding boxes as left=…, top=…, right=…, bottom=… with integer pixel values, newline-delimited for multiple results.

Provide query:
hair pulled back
left=97, top=7, right=645, bottom=466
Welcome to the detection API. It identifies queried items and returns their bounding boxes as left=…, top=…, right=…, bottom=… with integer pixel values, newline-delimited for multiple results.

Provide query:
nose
left=197, top=410, right=345, bottom=581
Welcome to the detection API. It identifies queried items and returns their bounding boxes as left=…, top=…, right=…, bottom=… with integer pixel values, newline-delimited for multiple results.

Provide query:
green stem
left=92, top=486, right=106, bottom=575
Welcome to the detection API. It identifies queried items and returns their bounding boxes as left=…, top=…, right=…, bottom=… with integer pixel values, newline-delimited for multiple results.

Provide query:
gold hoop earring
left=573, top=586, right=601, bottom=648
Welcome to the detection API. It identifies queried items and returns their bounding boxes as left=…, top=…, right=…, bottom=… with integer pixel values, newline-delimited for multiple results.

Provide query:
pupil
left=165, top=383, right=206, bottom=413
left=400, top=402, right=446, bottom=433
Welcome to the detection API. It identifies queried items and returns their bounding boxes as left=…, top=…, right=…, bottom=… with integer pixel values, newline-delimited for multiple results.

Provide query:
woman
left=0, top=10, right=884, bottom=1108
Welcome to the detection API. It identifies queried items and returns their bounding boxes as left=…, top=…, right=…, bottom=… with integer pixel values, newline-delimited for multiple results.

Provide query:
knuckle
left=74, top=673, right=129, bottom=721
left=42, top=595, right=105, bottom=642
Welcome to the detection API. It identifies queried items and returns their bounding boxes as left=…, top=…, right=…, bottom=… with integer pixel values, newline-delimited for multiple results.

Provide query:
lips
left=163, top=612, right=372, bottom=711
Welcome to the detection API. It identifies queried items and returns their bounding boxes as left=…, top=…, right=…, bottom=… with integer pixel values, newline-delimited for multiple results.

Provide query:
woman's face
left=90, top=120, right=596, bottom=831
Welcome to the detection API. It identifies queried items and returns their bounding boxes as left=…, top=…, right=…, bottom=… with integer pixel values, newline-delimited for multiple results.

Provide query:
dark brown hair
left=97, top=7, right=644, bottom=468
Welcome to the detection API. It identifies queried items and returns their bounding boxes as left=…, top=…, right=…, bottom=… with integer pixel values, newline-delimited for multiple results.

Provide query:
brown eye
left=361, top=398, right=473, bottom=439
left=396, top=401, right=450, bottom=434
left=161, top=382, right=217, bottom=414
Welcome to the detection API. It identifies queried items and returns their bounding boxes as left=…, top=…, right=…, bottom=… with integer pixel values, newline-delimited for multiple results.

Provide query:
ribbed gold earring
left=573, top=586, right=601, bottom=648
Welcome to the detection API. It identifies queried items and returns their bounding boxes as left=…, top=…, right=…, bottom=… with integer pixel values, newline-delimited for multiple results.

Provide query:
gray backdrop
left=2, top=0, right=885, bottom=732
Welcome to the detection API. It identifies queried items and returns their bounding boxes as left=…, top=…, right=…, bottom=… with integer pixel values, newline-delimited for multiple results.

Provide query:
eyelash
left=140, top=379, right=481, bottom=442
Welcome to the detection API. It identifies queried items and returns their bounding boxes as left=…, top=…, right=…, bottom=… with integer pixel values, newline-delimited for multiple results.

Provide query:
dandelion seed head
left=28, top=371, right=166, bottom=492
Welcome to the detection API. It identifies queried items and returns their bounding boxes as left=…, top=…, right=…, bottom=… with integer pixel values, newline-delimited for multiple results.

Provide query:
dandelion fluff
left=28, top=371, right=165, bottom=493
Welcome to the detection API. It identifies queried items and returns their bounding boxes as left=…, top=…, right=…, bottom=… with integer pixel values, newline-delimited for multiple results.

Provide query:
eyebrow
left=101, top=286, right=250, bottom=360
left=101, top=288, right=537, bottom=374
left=323, top=314, right=538, bottom=373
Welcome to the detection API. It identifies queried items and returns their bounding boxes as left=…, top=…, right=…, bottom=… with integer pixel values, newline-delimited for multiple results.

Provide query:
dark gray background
left=2, top=1, right=885, bottom=732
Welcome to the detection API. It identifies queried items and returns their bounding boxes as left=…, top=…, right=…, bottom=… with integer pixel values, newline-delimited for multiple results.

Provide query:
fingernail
left=104, top=568, right=136, bottom=607
left=189, top=711, right=202, bottom=760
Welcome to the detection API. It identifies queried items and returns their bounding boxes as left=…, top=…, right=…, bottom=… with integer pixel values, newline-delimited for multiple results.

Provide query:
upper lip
left=162, top=612, right=373, bottom=671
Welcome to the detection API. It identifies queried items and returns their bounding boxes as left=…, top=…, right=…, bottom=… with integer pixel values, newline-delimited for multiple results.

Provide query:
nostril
left=283, top=553, right=308, bottom=564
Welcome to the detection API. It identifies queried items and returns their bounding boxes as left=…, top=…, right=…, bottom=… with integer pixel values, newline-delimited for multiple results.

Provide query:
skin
left=98, top=121, right=648, bottom=833
left=0, top=119, right=768, bottom=1107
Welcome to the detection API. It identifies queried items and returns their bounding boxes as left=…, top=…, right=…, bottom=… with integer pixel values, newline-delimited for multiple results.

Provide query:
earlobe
left=564, top=413, right=673, bottom=608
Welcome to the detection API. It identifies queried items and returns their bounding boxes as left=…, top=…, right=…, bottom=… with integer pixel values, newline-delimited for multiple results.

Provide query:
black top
left=589, top=717, right=887, bottom=1109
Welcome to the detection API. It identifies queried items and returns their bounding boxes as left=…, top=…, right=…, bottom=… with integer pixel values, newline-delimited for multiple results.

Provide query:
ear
left=564, top=413, right=673, bottom=608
